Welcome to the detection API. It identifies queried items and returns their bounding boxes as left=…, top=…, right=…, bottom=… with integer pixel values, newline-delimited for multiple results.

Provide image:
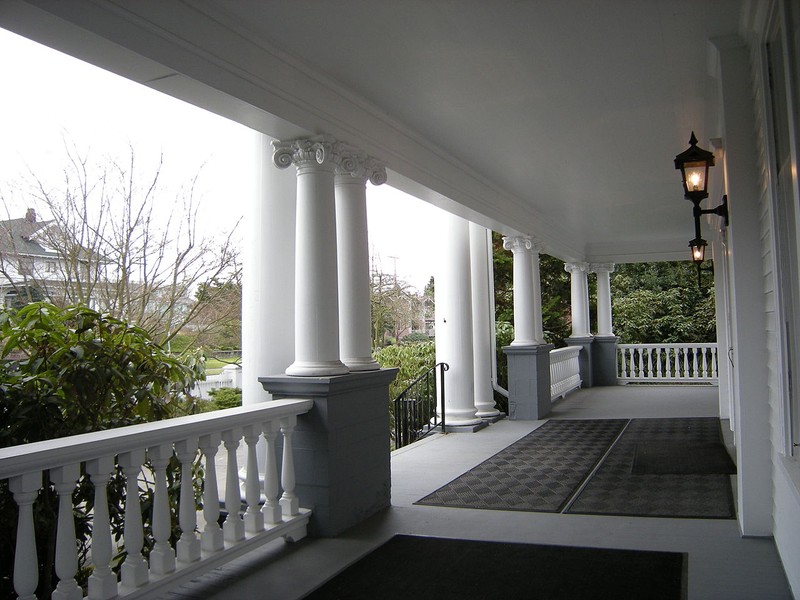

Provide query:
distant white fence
left=618, top=343, right=718, bottom=384
left=550, top=346, right=582, bottom=401
left=194, top=365, right=242, bottom=399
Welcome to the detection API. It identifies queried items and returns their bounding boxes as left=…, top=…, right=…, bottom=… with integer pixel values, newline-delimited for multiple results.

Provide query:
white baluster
left=654, top=347, right=662, bottom=379
left=701, top=347, right=709, bottom=378
left=243, top=425, right=265, bottom=533
left=198, top=433, right=224, bottom=552
left=10, top=471, right=41, bottom=600
left=692, top=347, right=700, bottom=379
left=147, top=444, right=176, bottom=575
left=50, top=464, right=82, bottom=600
left=280, top=416, right=300, bottom=516
left=118, top=450, right=148, bottom=588
left=646, top=347, right=654, bottom=379
left=174, top=437, right=201, bottom=564
left=261, top=420, right=282, bottom=525
left=221, top=429, right=245, bottom=542
left=85, top=456, right=118, bottom=599
left=636, top=347, right=644, bottom=378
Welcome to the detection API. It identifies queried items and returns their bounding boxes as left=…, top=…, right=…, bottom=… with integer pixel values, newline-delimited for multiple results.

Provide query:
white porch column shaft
left=335, top=148, right=386, bottom=371
left=273, top=137, right=348, bottom=376
left=243, top=133, right=295, bottom=405
left=469, top=222, right=499, bottom=417
left=435, top=213, right=481, bottom=425
left=502, top=236, right=537, bottom=345
left=565, top=262, right=591, bottom=337
left=592, top=263, right=615, bottom=336
left=530, top=241, right=545, bottom=344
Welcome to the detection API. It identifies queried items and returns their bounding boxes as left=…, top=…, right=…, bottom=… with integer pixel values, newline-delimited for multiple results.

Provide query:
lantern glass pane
left=684, top=160, right=707, bottom=193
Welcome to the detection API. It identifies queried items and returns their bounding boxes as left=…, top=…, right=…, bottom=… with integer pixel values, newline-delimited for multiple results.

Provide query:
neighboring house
left=0, top=208, right=63, bottom=307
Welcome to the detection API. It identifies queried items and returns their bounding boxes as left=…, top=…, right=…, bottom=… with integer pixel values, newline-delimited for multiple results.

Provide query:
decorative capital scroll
left=502, top=235, right=532, bottom=253
left=332, top=142, right=387, bottom=185
left=529, top=237, right=545, bottom=255
left=564, top=262, right=589, bottom=274
left=272, top=135, right=337, bottom=170
left=589, top=262, right=615, bottom=274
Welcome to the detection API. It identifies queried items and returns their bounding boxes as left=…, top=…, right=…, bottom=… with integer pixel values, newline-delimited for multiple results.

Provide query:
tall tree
left=0, top=143, right=240, bottom=345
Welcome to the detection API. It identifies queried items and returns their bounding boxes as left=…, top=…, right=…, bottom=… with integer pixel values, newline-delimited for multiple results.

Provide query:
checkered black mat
left=416, top=417, right=736, bottom=519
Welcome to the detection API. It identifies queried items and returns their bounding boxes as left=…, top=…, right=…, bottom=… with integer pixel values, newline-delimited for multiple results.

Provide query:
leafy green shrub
left=400, top=332, right=431, bottom=345
left=0, top=303, right=203, bottom=597
left=374, top=340, right=436, bottom=400
left=208, top=387, right=243, bottom=410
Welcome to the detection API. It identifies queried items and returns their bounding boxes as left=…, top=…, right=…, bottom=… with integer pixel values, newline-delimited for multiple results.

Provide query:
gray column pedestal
left=592, top=335, right=619, bottom=386
left=566, top=336, right=595, bottom=388
left=259, top=368, right=398, bottom=537
left=502, top=343, right=554, bottom=420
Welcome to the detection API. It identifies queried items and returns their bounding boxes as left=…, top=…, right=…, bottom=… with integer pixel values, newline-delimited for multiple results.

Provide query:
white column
left=335, top=147, right=386, bottom=371
left=530, top=240, right=545, bottom=344
left=242, top=133, right=295, bottom=403
left=592, top=263, right=615, bottom=336
left=502, top=236, right=537, bottom=345
left=435, top=213, right=481, bottom=425
left=273, top=136, right=349, bottom=376
left=469, top=222, right=499, bottom=417
left=565, top=262, right=591, bottom=337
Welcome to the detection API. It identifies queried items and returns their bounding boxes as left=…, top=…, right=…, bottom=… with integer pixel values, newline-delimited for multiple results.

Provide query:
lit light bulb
left=689, top=172, right=701, bottom=191
left=693, top=248, right=703, bottom=260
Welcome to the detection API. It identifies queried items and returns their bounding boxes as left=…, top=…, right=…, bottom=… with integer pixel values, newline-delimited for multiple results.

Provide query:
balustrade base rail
left=618, top=343, right=719, bottom=384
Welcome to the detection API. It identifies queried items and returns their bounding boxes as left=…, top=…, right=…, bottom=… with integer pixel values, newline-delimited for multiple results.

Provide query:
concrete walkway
left=166, top=386, right=792, bottom=600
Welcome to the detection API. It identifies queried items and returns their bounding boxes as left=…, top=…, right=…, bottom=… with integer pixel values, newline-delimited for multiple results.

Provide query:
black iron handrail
left=393, top=362, right=448, bottom=449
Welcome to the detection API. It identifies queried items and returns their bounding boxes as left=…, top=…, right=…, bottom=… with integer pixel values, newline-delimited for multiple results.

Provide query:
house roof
left=0, top=213, right=58, bottom=259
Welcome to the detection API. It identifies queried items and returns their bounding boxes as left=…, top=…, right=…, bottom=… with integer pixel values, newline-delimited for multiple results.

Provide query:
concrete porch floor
left=166, top=386, right=793, bottom=600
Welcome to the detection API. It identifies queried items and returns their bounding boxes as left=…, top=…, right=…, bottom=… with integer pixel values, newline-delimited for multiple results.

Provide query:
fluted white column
left=470, top=223, right=499, bottom=417
left=592, top=263, right=615, bottom=336
left=565, top=262, right=591, bottom=337
left=273, top=136, right=348, bottom=376
left=335, top=147, right=386, bottom=370
left=502, top=236, right=537, bottom=345
left=435, top=213, right=481, bottom=425
left=530, top=240, right=545, bottom=344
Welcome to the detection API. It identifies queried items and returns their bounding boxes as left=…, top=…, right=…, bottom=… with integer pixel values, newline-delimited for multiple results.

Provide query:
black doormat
left=303, top=535, right=688, bottom=600
left=565, top=418, right=737, bottom=519
left=631, top=442, right=737, bottom=475
left=414, top=419, right=627, bottom=512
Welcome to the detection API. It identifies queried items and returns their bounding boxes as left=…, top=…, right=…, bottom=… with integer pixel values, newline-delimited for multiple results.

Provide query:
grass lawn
left=205, top=356, right=241, bottom=375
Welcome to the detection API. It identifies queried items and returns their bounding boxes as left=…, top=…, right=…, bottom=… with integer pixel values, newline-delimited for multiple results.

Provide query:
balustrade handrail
left=0, top=398, right=313, bottom=480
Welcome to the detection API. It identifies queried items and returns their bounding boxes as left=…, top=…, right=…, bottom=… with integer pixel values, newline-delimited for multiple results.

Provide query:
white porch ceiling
left=0, top=0, right=743, bottom=262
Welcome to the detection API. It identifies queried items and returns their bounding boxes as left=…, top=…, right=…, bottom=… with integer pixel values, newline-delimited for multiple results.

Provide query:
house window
left=766, top=4, right=800, bottom=456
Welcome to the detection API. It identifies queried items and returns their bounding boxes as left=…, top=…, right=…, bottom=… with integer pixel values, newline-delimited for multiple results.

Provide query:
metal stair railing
left=393, top=362, right=449, bottom=449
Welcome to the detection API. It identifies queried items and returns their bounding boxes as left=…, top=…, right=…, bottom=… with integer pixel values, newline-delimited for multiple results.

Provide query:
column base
left=342, top=356, right=381, bottom=371
left=478, top=412, right=506, bottom=424
left=566, top=336, right=594, bottom=388
left=259, top=368, right=398, bottom=537
left=442, top=421, right=489, bottom=433
left=502, top=343, right=554, bottom=420
left=285, top=360, right=350, bottom=377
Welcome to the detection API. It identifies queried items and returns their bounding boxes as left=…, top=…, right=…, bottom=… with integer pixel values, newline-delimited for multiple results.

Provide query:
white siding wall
left=748, top=4, right=800, bottom=595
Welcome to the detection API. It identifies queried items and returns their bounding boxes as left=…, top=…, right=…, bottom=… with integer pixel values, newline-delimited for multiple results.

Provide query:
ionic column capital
left=565, top=261, right=589, bottom=274
left=272, top=135, right=338, bottom=171
left=590, top=262, right=615, bottom=274
left=502, top=235, right=532, bottom=253
left=333, top=143, right=387, bottom=186
left=529, top=237, right=545, bottom=255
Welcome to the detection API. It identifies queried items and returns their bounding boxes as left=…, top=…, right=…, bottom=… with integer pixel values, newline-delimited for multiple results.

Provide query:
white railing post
left=198, top=433, right=224, bottom=552
left=85, top=456, right=118, bottom=600
left=10, top=471, right=40, bottom=600
left=243, top=424, right=265, bottom=533
left=147, top=443, right=176, bottom=575
left=222, top=429, right=245, bottom=542
left=175, top=437, right=201, bottom=564
left=50, top=463, right=82, bottom=600
left=118, top=449, right=148, bottom=588
left=261, top=420, right=282, bottom=525
left=279, top=416, right=299, bottom=516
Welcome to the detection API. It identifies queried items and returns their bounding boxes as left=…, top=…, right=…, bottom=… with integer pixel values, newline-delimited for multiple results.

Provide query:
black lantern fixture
left=675, top=132, right=729, bottom=286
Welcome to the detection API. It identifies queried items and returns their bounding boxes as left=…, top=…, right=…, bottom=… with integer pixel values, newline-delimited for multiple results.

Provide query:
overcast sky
left=0, top=27, right=440, bottom=291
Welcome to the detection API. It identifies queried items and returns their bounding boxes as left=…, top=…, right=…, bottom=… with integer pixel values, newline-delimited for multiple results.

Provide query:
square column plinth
left=592, top=335, right=619, bottom=386
left=259, top=368, right=398, bottom=537
left=502, top=344, right=554, bottom=420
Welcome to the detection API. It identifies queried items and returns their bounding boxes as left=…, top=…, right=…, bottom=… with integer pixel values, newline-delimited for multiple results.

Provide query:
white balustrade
left=550, top=346, right=583, bottom=401
left=0, top=399, right=312, bottom=600
left=617, top=343, right=719, bottom=383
